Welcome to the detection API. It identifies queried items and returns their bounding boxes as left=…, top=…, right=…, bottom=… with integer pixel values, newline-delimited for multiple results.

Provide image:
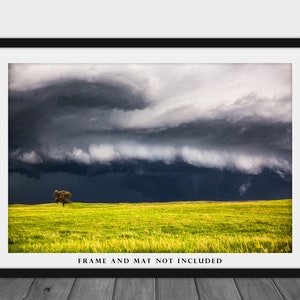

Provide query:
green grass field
left=8, top=199, right=292, bottom=253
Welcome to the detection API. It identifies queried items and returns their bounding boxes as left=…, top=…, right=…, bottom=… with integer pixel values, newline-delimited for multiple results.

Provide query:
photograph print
left=8, top=63, right=292, bottom=253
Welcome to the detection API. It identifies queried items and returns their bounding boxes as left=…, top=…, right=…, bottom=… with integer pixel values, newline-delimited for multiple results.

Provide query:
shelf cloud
left=9, top=64, right=292, bottom=203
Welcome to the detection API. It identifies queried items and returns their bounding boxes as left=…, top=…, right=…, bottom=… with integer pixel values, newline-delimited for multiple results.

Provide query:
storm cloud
left=9, top=64, right=292, bottom=203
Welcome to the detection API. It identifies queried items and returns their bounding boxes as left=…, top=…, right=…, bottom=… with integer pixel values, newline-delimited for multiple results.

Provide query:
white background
left=0, top=0, right=300, bottom=38
left=0, top=47, right=298, bottom=269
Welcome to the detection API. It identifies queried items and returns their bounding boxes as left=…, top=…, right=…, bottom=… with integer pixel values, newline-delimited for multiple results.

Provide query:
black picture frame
left=2, top=38, right=299, bottom=277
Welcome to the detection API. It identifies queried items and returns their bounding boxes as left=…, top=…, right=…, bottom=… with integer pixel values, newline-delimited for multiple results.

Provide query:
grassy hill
left=8, top=199, right=292, bottom=253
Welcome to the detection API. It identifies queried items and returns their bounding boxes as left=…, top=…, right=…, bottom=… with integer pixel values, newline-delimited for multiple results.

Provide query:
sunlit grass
left=8, top=199, right=292, bottom=253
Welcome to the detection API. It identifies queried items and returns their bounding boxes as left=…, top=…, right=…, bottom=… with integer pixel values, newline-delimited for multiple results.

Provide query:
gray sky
left=8, top=64, right=292, bottom=203
left=9, top=64, right=291, bottom=174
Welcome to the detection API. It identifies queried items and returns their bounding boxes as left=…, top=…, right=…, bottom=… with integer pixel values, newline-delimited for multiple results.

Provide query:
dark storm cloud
left=121, top=118, right=292, bottom=153
left=10, top=78, right=148, bottom=110
left=8, top=64, right=293, bottom=204
left=9, top=64, right=292, bottom=188
left=9, top=117, right=292, bottom=176
left=9, top=78, right=149, bottom=150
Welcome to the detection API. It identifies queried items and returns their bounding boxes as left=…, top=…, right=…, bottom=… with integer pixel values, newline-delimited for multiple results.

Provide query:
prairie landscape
left=8, top=199, right=292, bottom=253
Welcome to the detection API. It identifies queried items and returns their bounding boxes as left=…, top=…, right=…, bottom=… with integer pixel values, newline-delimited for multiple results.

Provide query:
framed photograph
left=1, top=39, right=299, bottom=276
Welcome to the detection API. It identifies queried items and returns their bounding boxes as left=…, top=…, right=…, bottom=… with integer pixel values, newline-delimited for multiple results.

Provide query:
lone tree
left=53, top=190, right=72, bottom=206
